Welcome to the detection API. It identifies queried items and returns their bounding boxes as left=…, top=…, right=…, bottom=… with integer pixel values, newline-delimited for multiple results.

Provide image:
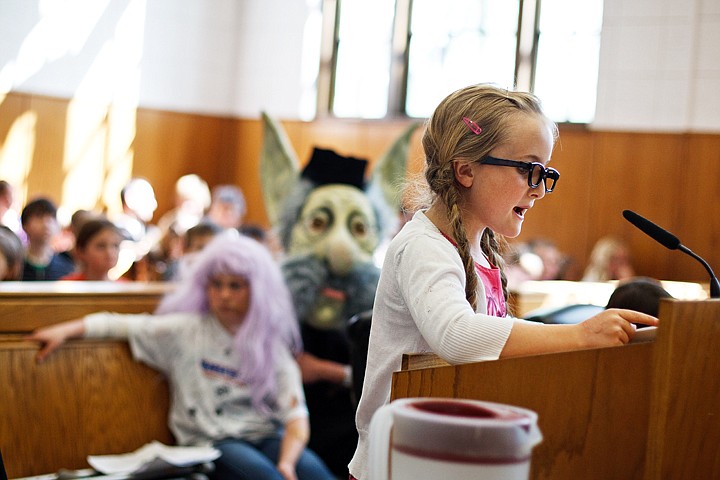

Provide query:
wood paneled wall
left=2, top=92, right=718, bottom=282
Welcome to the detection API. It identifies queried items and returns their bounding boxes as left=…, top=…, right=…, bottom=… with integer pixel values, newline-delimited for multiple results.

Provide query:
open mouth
left=514, top=207, right=527, bottom=218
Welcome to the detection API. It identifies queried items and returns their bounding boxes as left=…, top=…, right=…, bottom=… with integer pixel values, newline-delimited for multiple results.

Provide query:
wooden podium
left=391, top=300, right=720, bottom=480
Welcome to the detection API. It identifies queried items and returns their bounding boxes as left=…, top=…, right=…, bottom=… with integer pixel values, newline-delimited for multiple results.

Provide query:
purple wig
left=155, top=230, right=302, bottom=414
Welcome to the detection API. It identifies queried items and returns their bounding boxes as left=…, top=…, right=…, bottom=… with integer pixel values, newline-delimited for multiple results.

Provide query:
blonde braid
left=444, top=185, right=479, bottom=310
left=424, top=132, right=480, bottom=309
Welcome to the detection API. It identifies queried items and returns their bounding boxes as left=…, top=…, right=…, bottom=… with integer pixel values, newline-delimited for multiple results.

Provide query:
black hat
left=300, top=148, right=368, bottom=190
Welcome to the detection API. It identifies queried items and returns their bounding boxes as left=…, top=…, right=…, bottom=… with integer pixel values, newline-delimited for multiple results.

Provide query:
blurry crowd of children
left=506, top=235, right=637, bottom=289
left=0, top=175, right=276, bottom=283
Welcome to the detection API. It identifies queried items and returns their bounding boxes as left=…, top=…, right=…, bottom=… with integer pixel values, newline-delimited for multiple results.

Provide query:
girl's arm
left=276, top=416, right=310, bottom=480
left=28, top=313, right=145, bottom=363
left=27, top=319, right=86, bottom=363
left=296, top=351, right=351, bottom=386
left=501, top=308, right=658, bottom=357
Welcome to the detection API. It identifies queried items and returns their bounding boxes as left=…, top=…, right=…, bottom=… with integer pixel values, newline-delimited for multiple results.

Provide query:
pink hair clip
left=462, top=117, right=482, bottom=135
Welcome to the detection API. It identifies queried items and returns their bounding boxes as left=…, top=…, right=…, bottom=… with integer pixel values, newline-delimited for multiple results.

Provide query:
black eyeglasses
left=479, top=156, right=560, bottom=193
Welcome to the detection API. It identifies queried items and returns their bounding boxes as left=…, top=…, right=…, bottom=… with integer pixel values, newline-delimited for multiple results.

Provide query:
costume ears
left=366, top=121, right=421, bottom=211
left=259, top=111, right=421, bottom=225
left=260, top=112, right=300, bottom=225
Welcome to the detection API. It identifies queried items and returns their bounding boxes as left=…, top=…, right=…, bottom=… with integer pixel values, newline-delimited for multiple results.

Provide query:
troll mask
left=260, top=113, right=418, bottom=331
left=259, top=112, right=418, bottom=476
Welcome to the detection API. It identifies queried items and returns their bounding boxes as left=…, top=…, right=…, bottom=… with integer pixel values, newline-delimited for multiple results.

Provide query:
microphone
left=622, top=210, right=720, bottom=298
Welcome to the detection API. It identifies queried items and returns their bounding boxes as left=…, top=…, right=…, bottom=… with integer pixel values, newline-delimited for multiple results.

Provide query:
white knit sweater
left=348, top=210, right=514, bottom=479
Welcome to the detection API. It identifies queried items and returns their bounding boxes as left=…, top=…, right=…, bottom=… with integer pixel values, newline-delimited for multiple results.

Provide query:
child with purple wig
left=29, top=231, right=335, bottom=480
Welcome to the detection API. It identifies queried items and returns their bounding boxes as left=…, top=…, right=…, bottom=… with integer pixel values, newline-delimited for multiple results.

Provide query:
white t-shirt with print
left=84, top=311, right=307, bottom=446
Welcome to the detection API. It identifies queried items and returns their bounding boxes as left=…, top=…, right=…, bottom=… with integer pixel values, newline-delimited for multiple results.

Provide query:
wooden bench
left=0, top=282, right=174, bottom=333
left=0, top=337, right=172, bottom=478
left=0, top=282, right=176, bottom=477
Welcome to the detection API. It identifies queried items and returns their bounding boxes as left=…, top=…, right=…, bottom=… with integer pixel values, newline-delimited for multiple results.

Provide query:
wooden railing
left=0, top=281, right=173, bottom=332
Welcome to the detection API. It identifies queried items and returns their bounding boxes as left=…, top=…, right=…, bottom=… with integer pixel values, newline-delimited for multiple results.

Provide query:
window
left=533, top=0, right=604, bottom=123
left=318, top=0, right=604, bottom=123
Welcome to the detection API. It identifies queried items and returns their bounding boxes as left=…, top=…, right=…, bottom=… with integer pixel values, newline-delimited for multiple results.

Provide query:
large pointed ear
left=367, top=121, right=421, bottom=209
left=260, top=112, right=301, bottom=226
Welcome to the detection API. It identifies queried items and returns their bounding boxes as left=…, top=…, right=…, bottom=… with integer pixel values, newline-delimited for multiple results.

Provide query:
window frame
left=318, top=0, right=593, bottom=124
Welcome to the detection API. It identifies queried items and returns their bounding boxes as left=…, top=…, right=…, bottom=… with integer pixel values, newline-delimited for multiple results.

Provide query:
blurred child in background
left=61, top=218, right=123, bottom=281
left=30, top=232, right=335, bottom=480
left=0, top=226, right=23, bottom=280
left=21, top=197, right=74, bottom=281
left=582, top=236, right=635, bottom=282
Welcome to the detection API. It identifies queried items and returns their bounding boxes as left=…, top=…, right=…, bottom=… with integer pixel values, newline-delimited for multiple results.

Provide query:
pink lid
left=391, top=398, right=541, bottom=463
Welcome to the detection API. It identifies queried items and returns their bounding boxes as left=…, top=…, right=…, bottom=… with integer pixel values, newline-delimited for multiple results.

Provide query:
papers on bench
left=87, top=441, right=220, bottom=475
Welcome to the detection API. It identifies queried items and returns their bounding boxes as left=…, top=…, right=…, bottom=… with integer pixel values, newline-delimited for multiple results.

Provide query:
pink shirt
left=440, top=232, right=507, bottom=317
left=475, top=262, right=507, bottom=317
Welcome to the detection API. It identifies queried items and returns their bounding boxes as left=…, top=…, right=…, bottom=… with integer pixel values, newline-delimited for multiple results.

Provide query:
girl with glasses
left=348, top=84, right=657, bottom=480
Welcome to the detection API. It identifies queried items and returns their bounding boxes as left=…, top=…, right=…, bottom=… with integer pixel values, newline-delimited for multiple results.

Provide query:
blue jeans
left=212, top=437, right=336, bottom=480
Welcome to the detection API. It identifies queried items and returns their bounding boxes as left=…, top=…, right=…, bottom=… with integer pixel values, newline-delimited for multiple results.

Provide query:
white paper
left=630, top=326, right=657, bottom=344
left=87, top=441, right=220, bottom=475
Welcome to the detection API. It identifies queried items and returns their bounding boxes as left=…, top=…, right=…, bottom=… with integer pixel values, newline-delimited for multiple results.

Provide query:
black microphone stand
left=622, top=210, right=720, bottom=299
left=679, top=245, right=720, bottom=298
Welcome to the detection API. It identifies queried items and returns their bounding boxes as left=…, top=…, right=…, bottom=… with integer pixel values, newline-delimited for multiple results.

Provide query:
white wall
left=0, top=0, right=718, bottom=131
left=594, top=0, right=720, bottom=132
left=138, top=0, right=242, bottom=115
left=0, top=0, right=313, bottom=118
left=137, top=0, right=314, bottom=118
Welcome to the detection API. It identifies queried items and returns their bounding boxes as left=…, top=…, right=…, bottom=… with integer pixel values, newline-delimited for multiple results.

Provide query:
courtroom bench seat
left=0, top=337, right=172, bottom=478
left=0, top=281, right=174, bottom=332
